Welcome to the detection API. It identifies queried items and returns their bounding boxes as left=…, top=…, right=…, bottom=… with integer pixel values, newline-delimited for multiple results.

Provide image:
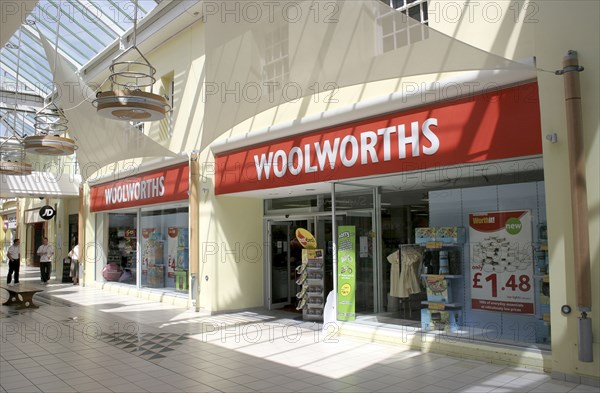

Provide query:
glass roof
left=0, top=0, right=160, bottom=138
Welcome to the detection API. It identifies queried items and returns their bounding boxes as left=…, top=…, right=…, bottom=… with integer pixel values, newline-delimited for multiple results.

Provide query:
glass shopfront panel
left=140, top=206, right=189, bottom=291
left=94, top=204, right=189, bottom=293
left=264, top=173, right=549, bottom=349
left=103, top=211, right=137, bottom=285
left=371, top=177, right=549, bottom=349
left=331, top=189, right=377, bottom=315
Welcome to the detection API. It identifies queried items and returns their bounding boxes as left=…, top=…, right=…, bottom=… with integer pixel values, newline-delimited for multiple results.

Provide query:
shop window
left=378, top=180, right=549, bottom=349
left=105, top=212, right=138, bottom=285
left=140, top=206, right=189, bottom=291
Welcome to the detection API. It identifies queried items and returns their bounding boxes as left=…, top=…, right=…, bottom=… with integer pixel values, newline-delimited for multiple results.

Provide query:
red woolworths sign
left=90, top=163, right=189, bottom=212
left=215, top=83, right=542, bottom=195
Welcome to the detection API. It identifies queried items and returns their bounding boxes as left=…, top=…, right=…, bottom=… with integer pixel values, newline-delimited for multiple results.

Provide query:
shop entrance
left=27, top=222, right=45, bottom=267
left=68, top=214, right=78, bottom=250
left=267, top=219, right=312, bottom=309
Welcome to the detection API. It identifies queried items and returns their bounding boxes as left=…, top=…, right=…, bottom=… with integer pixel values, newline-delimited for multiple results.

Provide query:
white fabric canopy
left=1, top=171, right=80, bottom=198
left=39, top=35, right=178, bottom=181
left=204, top=0, right=533, bottom=150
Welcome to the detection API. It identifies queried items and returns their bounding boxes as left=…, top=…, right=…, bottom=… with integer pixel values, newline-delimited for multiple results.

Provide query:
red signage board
left=215, top=83, right=542, bottom=195
left=90, top=163, right=189, bottom=212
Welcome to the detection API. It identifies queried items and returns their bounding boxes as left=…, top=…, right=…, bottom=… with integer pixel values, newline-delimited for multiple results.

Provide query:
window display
left=106, top=212, right=137, bottom=285
left=95, top=205, right=189, bottom=292
left=377, top=181, right=549, bottom=347
left=140, top=206, right=189, bottom=291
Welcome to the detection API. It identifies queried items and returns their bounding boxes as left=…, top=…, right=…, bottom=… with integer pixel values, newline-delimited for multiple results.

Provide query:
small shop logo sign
left=39, top=205, right=56, bottom=220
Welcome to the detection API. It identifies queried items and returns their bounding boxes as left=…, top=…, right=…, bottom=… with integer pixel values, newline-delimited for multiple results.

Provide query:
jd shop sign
left=39, top=205, right=56, bottom=220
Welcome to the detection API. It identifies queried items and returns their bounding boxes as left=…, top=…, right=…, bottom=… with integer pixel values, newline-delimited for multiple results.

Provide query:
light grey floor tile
left=1, top=274, right=595, bottom=393
left=528, top=381, right=579, bottom=392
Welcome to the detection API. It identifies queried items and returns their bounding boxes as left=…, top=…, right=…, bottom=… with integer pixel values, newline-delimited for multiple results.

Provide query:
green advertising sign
left=337, top=225, right=356, bottom=321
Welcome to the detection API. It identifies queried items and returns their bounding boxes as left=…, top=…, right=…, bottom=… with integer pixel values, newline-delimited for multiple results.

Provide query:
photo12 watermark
left=201, top=1, right=340, bottom=24
left=1, top=321, right=139, bottom=344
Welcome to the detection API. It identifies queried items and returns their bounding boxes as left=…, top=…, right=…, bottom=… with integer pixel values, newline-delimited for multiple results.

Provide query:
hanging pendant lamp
left=23, top=135, right=77, bottom=156
left=93, top=0, right=169, bottom=122
left=0, top=138, right=33, bottom=176
left=23, top=103, right=77, bottom=156
left=23, top=5, right=77, bottom=157
left=0, top=29, right=32, bottom=175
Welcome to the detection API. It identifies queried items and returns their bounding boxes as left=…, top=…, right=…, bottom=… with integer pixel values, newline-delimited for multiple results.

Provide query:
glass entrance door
left=267, top=219, right=311, bottom=309
left=333, top=189, right=378, bottom=314
left=340, top=211, right=376, bottom=313
left=315, top=214, right=344, bottom=301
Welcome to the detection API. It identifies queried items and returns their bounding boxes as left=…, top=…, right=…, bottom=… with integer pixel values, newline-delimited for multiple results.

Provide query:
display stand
left=418, top=240, right=463, bottom=333
left=297, top=249, right=325, bottom=322
left=534, top=223, right=550, bottom=343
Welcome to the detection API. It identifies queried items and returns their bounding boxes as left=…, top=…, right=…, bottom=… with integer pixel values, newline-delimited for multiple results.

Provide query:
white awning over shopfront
left=0, top=171, right=81, bottom=198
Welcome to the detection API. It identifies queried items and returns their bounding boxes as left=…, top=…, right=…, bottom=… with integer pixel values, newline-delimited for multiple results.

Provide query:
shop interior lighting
left=92, top=0, right=169, bottom=122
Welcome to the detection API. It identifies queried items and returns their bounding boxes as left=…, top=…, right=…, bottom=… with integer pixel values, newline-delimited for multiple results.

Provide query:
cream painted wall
left=82, top=183, right=95, bottom=286
left=142, top=21, right=206, bottom=155
left=430, top=0, right=600, bottom=380
left=198, top=151, right=264, bottom=312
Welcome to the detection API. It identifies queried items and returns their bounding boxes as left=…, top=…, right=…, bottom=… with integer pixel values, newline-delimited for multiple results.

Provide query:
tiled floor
left=1, top=267, right=598, bottom=393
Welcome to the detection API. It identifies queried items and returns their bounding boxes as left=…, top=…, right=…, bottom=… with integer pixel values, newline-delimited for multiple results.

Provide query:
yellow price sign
left=296, top=228, right=317, bottom=249
left=340, top=283, right=352, bottom=296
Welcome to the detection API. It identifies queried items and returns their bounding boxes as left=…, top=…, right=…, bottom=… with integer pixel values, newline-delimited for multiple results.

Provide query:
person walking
left=6, top=238, right=21, bottom=286
left=37, top=237, right=54, bottom=284
left=68, top=243, right=80, bottom=285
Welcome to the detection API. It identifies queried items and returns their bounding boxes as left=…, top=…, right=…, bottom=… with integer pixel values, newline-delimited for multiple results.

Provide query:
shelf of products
left=412, top=227, right=465, bottom=333
left=296, top=249, right=325, bottom=322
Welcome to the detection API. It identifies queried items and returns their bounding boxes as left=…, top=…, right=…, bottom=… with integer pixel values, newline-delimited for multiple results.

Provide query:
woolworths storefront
left=212, top=82, right=552, bottom=363
left=89, top=162, right=191, bottom=297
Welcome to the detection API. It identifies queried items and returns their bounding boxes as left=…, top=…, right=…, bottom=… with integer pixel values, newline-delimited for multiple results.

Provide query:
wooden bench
left=0, top=285, right=44, bottom=309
